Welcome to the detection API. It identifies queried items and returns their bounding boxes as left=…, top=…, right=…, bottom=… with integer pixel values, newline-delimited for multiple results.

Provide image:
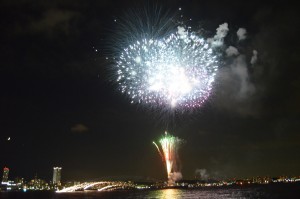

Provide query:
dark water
left=1, top=184, right=300, bottom=199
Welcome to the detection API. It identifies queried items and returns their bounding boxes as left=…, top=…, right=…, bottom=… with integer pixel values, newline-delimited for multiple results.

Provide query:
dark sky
left=0, top=0, right=300, bottom=182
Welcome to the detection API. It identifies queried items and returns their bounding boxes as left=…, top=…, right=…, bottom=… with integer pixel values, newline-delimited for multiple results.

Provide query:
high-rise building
left=2, top=167, right=9, bottom=185
left=53, top=167, right=62, bottom=185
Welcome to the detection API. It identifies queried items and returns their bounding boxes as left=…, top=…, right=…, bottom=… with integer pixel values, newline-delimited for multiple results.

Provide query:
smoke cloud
left=169, top=172, right=182, bottom=184
left=208, top=22, right=229, bottom=47
left=237, top=28, right=247, bottom=41
left=226, top=46, right=239, bottom=57
left=195, top=169, right=209, bottom=180
left=230, top=55, right=255, bottom=99
left=250, top=50, right=258, bottom=64
left=215, top=23, right=229, bottom=39
left=220, top=27, right=255, bottom=99
left=212, top=25, right=260, bottom=116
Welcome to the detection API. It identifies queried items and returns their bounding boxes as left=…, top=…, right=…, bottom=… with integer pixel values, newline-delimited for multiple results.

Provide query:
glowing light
left=57, top=181, right=135, bottom=192
left=153, top=141, right=164, bottom=161
left=154, top=132, right=183, bottom=184
left=115, top=26, right=218, bottom=109
left=160, top=189, right=182, bottom=199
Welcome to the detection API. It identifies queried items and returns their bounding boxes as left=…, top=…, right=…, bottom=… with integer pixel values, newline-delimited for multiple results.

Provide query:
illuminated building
left=2, top=167, right=9, bottom=185
left=28, top=175, right=49, bottom=190
left=53, top=167, right=62, bottom=185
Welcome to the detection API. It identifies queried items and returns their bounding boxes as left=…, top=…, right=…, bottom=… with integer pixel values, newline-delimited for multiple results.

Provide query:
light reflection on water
left=141, top=188, right=248, bottom=199
left=149, top=189, right=183, bottom=199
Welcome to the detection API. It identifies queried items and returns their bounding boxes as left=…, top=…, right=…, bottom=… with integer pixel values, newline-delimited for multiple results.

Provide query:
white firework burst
left=115, top=26, right=218, bottom=109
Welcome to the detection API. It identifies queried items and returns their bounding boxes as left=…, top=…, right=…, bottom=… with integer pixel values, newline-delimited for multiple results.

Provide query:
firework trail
left=154, top=131, right=183, bottom=184
left=113, top=9, right=219, bottom=110
left=153, top=141, right=164, bottom=161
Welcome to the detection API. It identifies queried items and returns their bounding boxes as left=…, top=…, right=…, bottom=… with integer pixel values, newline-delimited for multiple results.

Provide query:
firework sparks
left=115, top=25, right=218, bottom=109
left=154, top=131, right=183, bottom=184
left=153, top=141, right=164, bottom=161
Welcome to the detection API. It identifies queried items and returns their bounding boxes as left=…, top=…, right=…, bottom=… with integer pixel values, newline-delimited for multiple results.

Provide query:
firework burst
left=111, top=6, right=219, bottom=110
left=153, top=131, right=183, bottom=184
left=115, top=26, right=218, bottom=109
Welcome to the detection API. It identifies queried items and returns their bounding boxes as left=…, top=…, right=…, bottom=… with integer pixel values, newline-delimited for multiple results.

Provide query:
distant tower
left=53, top=167, right=62, bottom=185
left=2, top=167, right=9, bottom=185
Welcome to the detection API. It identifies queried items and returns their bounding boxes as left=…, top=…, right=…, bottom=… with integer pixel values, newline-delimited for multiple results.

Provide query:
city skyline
left=1, top=0, right=300, bottom=182
left=2, top=165, right=300, bottom=184
left=1, top=166, right=62, bottom=183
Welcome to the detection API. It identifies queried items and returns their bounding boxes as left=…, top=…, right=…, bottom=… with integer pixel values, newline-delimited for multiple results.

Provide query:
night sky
left=1, top=0, right=300, bottom=182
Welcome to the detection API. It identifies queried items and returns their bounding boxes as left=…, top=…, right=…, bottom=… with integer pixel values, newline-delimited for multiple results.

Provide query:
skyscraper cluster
left=0, top=166, right=63, bottom=191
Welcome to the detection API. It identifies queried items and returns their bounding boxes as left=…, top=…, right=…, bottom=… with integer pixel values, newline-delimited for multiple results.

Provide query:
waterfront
left=1, top=183, right=300, bottom=199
